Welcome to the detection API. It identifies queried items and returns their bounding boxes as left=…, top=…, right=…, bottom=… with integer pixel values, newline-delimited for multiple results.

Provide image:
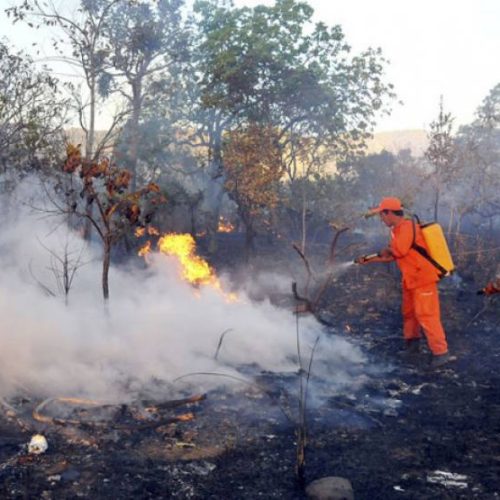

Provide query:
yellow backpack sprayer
left=411, top=215, right=455, bottom=278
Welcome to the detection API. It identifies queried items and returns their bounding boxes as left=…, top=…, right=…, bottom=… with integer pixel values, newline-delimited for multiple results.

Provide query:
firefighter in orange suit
left=355, top=197, right=452, bottom=368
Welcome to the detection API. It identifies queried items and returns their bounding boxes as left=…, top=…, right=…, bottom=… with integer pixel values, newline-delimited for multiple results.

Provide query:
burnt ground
left=1, top=243, right=500, bottom=499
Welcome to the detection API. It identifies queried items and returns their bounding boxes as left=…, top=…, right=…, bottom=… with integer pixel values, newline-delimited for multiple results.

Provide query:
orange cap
left=369, top=197, right=403, bottom=214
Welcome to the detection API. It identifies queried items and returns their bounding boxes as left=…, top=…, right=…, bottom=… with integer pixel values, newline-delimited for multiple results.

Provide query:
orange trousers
left=402, top=282, right=448, bottom=355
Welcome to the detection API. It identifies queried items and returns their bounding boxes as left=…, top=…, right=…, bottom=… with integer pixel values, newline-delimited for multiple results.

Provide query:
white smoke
left=0, top=181, right=371, bottom=403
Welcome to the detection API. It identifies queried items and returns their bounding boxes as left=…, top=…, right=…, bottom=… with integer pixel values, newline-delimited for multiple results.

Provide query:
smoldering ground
left=0, top=184, right=385, bottom=409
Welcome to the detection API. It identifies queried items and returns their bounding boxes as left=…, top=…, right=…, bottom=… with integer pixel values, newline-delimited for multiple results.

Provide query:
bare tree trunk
left=83, top=74, right=97, bottom=241
left=434, top=187, right=440, bottom=221
left=102, top=237, right=111, bottom=301
left=447, top=206, right=455, bottom=240
left=87, top=73, right=96, bottom=161
left=205, top=131, right=224, bottom=255
left=189, top=205, right=197, bottom=238
left=128, top=82, right=142, bottom=192
left=300, top=187, right=307, bottom=254
left=206, top=189, right=225, bottom=255
left=243, top=218, right=256, bottom=262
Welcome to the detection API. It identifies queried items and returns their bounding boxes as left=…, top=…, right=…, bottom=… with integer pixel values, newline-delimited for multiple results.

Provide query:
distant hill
left=367, top=129, right=428, bottom=157
left=64, top=127, right=429, bottom=162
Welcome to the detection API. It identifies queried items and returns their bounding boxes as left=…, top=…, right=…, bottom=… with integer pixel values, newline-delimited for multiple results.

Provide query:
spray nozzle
left=354, top=253, right=379, bottom=265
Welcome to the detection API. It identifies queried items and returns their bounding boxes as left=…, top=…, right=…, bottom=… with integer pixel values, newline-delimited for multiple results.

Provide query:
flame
left=217, top=217, right=234, bottom=233
left=136, top=226, right=160, bottom=238
left=138, top=240, right=152, bottom=257
left=158, top=233, right=215, bottom=286
left=138, top=232, right=238, bottom=302
left=178, top=412, right=194, bottom=422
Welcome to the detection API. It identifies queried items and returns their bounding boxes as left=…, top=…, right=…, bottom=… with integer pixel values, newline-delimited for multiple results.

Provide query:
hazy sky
left=1, top=0, right=499, bottom=132
left=235, top=0, right=500, bottom=132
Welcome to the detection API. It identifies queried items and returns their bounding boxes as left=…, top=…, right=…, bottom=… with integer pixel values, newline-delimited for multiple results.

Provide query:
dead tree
left=292, top=226, right=350, bottom=323
left=28, top=236, right=88, bottom=306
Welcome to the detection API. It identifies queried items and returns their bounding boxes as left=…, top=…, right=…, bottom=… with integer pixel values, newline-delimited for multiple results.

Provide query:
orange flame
left=136, top=226, right=160, bottom=238
left=158, top=233, right=214, bottom=286
left=138, top=240, right=152, bottom=257
left=178, top=412, right=194, bottom=422
left=217, top=217, right=234, bottom=233
left=138, top=232, right=237, bottom=302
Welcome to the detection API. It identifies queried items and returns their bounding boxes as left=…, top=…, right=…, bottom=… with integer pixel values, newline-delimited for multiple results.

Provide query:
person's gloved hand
left=354, top=256, right=368, bottom=265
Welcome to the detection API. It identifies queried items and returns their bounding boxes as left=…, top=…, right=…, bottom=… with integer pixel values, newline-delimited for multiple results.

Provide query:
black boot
left=404, top=338, right=421, bottom=354
left=428, top=352, right=455, bottom=369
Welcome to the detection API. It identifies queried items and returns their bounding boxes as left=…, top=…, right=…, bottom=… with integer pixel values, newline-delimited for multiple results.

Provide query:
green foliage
left=191, top=0, right=394, bottom=163
left=0, top=41, right=67, bottom=180
left=453, top=83, right=500, bottom=219
left=105, top=0, right=187, bottom=186
left=425, top=98, right=456, bottom=181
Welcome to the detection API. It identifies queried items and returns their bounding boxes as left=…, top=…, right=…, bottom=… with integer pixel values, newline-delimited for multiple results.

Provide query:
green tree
left=187, top=0, right=394, bottom=252
left=105, top=0, right=187, bottom=190
left=0, top=41, right=67, bottom=186
left=6, top=0, right=127, bottom=161
left=223, top=124, right=283, bottom=257
left=424, top=96, right=456, bottom=221
left=6, top=0, right=136, bottom=241
left=452, top=83, right=500, bottom=234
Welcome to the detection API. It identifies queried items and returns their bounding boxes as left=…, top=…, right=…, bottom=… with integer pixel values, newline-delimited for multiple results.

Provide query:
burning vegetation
left=1, top=0, right=500, bottom=498
left=217, top=217, right=235, bottom=234
left=137, top=231, right=238, bottom=302
left=2, top=237, right=500, bottom=499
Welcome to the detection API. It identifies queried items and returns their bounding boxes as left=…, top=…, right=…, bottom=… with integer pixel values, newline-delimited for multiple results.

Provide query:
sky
left=234, top=0, right=500, bottom=132
left=1, top=0, right=499, bottom=132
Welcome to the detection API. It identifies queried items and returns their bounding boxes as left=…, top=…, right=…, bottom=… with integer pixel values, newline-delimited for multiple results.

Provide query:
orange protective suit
left=390, top=219, right=448, bottom=355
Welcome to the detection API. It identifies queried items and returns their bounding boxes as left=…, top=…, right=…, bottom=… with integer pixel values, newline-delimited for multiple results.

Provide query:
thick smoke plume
left=0, top=182, right=374, bottom=405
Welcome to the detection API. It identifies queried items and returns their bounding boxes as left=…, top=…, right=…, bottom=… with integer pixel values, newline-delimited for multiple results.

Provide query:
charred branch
left=32, top=395, right=205, bottom=431
left=143, top=393, right=207, bottom=411
left=292, top=281, right=313, bottom=314
left=292, top=244, right=313, bottom=296
left=292, top=227, right=350, bottom=324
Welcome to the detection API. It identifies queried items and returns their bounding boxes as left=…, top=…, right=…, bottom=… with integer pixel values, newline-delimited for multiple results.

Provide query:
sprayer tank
left=421, top=222, right=455, bottom=275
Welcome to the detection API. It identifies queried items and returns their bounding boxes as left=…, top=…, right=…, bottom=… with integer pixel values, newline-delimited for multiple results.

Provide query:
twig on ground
left=32, top=395, right=205, bottom=430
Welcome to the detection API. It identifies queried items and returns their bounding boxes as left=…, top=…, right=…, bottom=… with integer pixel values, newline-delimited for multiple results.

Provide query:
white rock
left=28, top=434, right=48, bottom=455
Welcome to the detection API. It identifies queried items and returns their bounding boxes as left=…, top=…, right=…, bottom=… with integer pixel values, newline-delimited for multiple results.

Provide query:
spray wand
left=353, top=253, right=380, bottom=265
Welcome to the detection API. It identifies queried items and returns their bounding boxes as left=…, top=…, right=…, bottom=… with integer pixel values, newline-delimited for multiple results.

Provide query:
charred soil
left=1, top=253, right=500, bottom=499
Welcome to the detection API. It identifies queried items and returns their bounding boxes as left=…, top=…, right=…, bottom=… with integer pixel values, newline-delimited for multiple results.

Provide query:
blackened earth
left=1, top=258, right=500, bottom=499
